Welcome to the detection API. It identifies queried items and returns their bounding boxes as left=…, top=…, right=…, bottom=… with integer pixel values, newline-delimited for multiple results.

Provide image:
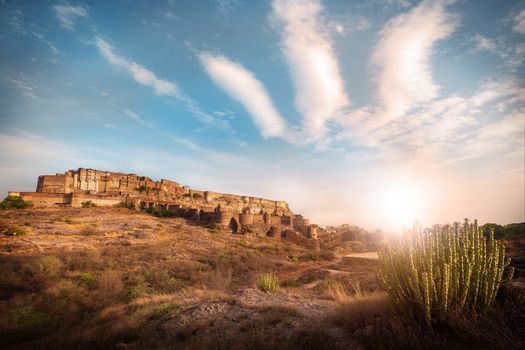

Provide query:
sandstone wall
left=17, top=192, right=71, bottom=207
left=37, top=175, right=67, bottom=194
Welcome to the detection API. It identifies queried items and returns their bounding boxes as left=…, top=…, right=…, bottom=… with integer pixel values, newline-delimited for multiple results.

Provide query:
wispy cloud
left=5, top=8, right=26, bottom=34
left=369, top=0, right=458, bottom=127
left=52, top=4, right=87, bottom=30
left=216, top=0, right=241, bottom=15
left=95, top=37, right=228, bottom=129
left=199, top=53, right=288, bottom=139
left=348, top=79, right=525, bottom=167
left=469, top=33, right=496, bottom=53
left=271, top=0, right=348, bottom=140
left=95, top=37, right=178, bottom=97
left=10, top=74, right=37, bottom=99
left=123, top=109, right=154, bottom=128
left=512, top=8, right=525, bottom=34
left=331, top=0, right=524, bottom=172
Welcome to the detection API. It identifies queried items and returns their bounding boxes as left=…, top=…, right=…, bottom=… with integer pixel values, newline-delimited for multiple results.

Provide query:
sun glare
left=380, top=181, right=424, bottom=231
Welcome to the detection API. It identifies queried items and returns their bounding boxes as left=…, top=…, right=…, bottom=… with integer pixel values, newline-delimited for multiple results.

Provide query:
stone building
left=9, top=168, right=321, bottom=249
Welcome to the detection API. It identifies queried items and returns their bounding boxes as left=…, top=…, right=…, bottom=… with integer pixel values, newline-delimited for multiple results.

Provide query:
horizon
left=1, top=0, right=524, bottom=231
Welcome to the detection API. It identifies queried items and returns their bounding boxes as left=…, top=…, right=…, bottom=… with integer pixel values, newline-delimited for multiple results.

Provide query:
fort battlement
left=9, top=168, right=321, bottom=249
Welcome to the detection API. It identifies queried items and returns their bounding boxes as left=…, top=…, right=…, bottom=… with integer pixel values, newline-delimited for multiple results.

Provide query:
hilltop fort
left=9, top=168, right=324, bottom=249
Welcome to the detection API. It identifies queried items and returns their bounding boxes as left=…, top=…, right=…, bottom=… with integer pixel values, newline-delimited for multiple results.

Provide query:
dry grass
left=1, top=207, right=523, bottom=349
left=331, top=288, right=525, bottom=349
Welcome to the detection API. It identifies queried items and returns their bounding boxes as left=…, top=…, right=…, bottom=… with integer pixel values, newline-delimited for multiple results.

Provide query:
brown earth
left=0, top=207, right=523, bottom=350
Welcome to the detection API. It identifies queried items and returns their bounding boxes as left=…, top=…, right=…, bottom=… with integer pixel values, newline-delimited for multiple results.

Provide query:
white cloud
left=52, top=4, right=87, bottom=30
left=512, top=8, right=525, bottom=34
left=355, top=16, right=371, bottom=31
left=272, top=0, right=349, bottom=140
left=216, top=0, right=240, bottom=15
left=95, top=37, right=178, bottom=97
left=469, top=33, right=497, bottom=52
left=123, top=109, right=154, bottom=128
left=5, top=9, right=25, bottom=34
left=10, top=74, right=37, bottom=99
left=376, top=80, right=524, bottom=166
left=369, top=0, right=458, bottom=126
left=334, top=23, right=345, bottom=35
left=95, top=37, right=227, bottom=128
left=199, top=53, right=288, bottom=139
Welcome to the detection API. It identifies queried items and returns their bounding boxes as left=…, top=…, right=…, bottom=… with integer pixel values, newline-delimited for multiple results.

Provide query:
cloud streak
left=95, top=37, right=227, bottom=129
left=52, top=4, right=87, bottom=30
left=95, top=37, right=178, bottom=97
left=369, top=0, right=458, bottom=126
left=512, top=8, right=525, bottom=34
left=272, top=0, right=348, bottom=140
left=199, top=53, right=288, bottom=139
left=123, top=109, right=154, bottom=128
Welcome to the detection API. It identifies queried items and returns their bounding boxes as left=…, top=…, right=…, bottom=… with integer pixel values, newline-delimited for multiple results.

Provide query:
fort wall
left=11, top=168, right=322, bottom=249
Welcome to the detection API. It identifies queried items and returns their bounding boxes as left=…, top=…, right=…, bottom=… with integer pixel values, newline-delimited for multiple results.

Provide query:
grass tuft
left=256, top=273, right=279, bottom=293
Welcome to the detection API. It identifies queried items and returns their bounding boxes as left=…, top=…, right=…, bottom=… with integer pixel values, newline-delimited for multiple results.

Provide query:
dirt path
left=343, top=252, right=379, bottom=261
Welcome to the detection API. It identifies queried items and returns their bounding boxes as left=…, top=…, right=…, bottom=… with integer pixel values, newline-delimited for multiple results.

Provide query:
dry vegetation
left=0, top=207, right=523, bottom=349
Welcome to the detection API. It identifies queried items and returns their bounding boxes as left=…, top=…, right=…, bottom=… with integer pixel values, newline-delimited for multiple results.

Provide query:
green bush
left=241, top=225, right=254, bottom=234
left=145, top=207, right=175, bottom=218
left=8, top=306, right=51, bottom=330
left=128, top=284, right=149, bottom=300
left=204, top=223, right=222, bottom=232
left=79, top=272, right=95, bottom=287
left=2, top=225, right=28, bottom=236
left=378, top=220, right=514, bottom=325
left=33, top=256, right=63, bottom=277
left=81, top=200, right=97, bottom=208
left=147, top=302, right=182, bottom=320
left=0, top=196, right=32, bottom=209
left=289, top=254, right=300, bottom=262
left=483, top=222, right=525, bottom=240
left=280, top=279, right=303, bottom=288
left=117, top=202, right=136, bottom=210
left=256, top=273, right=279, bottom=293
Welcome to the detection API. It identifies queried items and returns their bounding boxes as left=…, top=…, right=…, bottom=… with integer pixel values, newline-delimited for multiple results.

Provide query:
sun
left=380, top=181, right=424, bottom=230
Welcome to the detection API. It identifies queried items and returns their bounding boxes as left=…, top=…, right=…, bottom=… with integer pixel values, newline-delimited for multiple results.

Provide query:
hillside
left=1, top=207, right=524, bottom=350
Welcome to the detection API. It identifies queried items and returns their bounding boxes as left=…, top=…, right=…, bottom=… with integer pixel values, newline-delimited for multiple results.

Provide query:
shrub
left=79, top=272, right=95, bottom=287
left=204, top=223, right=222, bottom=232
left=144, top=207, right=175, bottom=217
left=117, top=202, right=136, bottom=210
left=147, top=302, right=182, bottom=320
left=256, top=273, right=279, bottom=293
left=280, top=279, right=303, bottom=288
left=378, top=220, right=514, bottom=325
left=33, top=256, right=63, bottom=277
left=241, top=225, right=254, bottom=234
left=289, top=254, right=300, bottom=262
left=97, top=270, right=125, bottom=304
left=0, top=195, right=32, bottom=209
left=81, top=200, right=97, bottom=208
left=8, top=306, right=52, bottom=330
left=128, top=284, right=149, bottom=300
left=2, top=225, right=28, bottom=236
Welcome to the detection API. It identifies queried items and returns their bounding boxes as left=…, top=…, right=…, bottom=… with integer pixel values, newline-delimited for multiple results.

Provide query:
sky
left=0, top=0, right=524, bottom=231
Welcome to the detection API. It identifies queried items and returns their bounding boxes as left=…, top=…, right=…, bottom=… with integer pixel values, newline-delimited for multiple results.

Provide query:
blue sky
left=0, top=0, right=524, bottom=230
